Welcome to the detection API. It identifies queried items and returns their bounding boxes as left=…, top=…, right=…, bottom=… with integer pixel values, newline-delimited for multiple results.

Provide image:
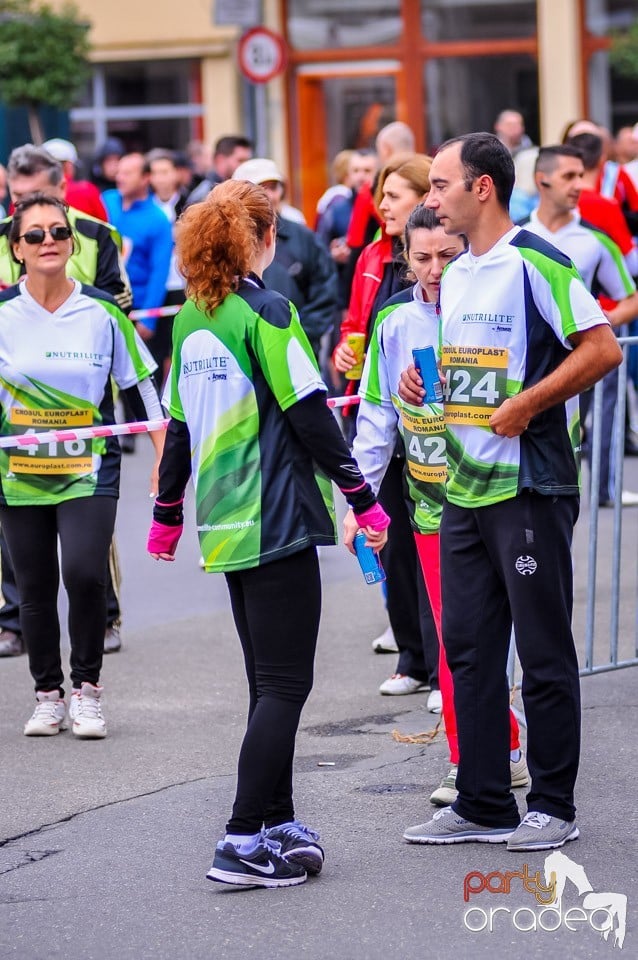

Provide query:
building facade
left=48, top=0, right=637, bottom=220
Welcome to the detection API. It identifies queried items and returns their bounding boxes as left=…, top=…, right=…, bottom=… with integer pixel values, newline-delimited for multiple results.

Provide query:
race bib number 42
left=401, top=407, right=446, bottom=483
left=441, top=346, right=508, bottom=427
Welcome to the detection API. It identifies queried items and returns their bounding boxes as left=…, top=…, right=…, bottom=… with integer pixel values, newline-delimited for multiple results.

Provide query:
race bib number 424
left=441, top=346, right=508, bottom=427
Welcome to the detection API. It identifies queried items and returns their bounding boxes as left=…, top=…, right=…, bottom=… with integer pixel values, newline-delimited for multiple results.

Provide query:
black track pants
left=441, top=492, right=581, bottom=827
left=0, top=496, right=117, bottom=697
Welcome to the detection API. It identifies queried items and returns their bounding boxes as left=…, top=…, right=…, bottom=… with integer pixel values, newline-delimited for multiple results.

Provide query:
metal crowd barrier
left=508, top=333, right=638, bottom=704
left=582, top=333, right=638, bottom=675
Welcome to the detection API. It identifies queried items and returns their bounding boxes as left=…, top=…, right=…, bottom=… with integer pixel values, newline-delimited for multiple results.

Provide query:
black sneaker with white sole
left=206, top=838, right=307, bottom=888
left=263, top=820, right=324, bottom=875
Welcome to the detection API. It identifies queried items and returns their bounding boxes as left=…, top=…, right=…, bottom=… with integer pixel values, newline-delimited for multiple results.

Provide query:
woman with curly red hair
left=147, top=179, right=390, bottom=889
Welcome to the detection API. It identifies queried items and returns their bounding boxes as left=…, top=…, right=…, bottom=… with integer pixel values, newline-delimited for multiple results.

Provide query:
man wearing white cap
left=232, top=158, right=338, bottom=359
left=43, top=138, right=109, bottom=221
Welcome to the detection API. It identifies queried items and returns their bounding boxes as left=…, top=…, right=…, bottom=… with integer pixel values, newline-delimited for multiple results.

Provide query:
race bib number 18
left=441, top=346, right=508, bottom=427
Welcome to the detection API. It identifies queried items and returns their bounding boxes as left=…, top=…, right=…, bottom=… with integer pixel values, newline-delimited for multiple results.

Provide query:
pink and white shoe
left=69, top=682, right=107, bottom=739
left=24, top=690, right=66, bottom=736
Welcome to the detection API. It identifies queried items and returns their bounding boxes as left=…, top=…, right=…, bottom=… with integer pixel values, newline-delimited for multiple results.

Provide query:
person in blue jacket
left=103, top=153, right=173, bottom=339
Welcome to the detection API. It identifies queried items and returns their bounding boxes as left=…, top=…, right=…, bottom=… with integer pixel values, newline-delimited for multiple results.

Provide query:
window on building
left=285, top=0, right=539, bottom=215
left=425, top=53, right=538, bottom=147
left=422, top=0, right=537, bottom=42
left=70, top=59, right=204, bottom=165
left=287, top=0, right=401, bottom=50
left=585, top=0, right=638, bottom=130
left=586, top=0, right=635, bottom=35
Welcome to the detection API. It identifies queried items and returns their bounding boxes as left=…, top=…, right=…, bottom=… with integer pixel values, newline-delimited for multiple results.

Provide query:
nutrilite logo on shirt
left=45, top=351, right=107, bottom=364
left=182, top=356, right=229, bottom=380
left=461, top=313, right=515, bottom=332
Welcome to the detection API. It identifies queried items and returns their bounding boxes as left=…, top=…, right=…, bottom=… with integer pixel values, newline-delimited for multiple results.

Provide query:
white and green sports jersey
left=440, top=225, right=609, bottom=508
left=356, top=284, right=445, bottom=533
left=0, top=279, right=156, bottom=506
left=524, top=210, right=636, bottom=301
left=166, top=278, right=335, bottom=572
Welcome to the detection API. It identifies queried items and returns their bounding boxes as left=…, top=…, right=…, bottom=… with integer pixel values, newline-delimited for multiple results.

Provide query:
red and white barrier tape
left=0, top=396, right=359, bottom=449
left=0, top=419, right=169, bottom=450
left=327, top=395, right=360, bottom=409
left=129, top=305, right=182, bottom=322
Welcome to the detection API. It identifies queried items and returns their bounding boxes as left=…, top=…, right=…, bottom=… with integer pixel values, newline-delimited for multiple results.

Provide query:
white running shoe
left=371, top=626, right=399, bottom=654
left=427, top=689, right=442, bottom=714
left=69, top=682, right=107, bottom=739
left=379, top=673, right=428, bottom=696
left=24, top=690, right=66, bottom=736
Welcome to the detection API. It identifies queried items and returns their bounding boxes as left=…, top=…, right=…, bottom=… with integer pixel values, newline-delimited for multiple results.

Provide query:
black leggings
left=224, top=547, right=321, bottom=834
left=0, top=497, right=117, bottom=697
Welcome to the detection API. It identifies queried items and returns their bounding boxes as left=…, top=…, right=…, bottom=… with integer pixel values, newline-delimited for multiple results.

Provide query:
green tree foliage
left=609, top=19, right=638, bottom=80
left=0, top=0, right=91, bottom=143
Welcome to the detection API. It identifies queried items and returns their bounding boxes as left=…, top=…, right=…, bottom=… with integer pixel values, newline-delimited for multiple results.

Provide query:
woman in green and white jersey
left=0, top=194, right=163, bottom=739
left=148, top=179, right=390, bottom=889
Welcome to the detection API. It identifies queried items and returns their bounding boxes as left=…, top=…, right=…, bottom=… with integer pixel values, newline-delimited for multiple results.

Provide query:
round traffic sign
left=238, top=27, right=287, bottom=84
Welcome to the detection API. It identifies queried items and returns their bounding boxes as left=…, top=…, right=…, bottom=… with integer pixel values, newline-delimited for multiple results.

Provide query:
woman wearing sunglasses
left=0, top=193, right=163, bottom=738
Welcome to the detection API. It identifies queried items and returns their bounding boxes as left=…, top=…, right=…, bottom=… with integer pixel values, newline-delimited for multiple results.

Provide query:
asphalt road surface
left=1, top=440, right=636, bottom=960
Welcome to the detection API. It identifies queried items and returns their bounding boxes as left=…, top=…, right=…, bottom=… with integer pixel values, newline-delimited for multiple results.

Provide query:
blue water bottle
left=412, top=345, right=443, bottom=403
left=353, top=530, right=386, bottom=585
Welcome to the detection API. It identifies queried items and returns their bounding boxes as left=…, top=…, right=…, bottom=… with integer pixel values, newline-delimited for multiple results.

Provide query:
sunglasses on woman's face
left=18, top=226, right=73, bottom=244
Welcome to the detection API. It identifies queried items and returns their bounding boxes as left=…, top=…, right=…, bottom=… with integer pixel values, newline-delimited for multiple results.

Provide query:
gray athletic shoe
left=507, top=811, right=579, bottom=851
left=403, top=806, right=516, bottom=844
left=430, top=756, right=530, bottom=807
left=103, top=623, right=122, bottom=654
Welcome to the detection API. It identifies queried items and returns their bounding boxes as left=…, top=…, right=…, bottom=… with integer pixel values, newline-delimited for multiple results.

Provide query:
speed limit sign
left=238, top=27, right=287, bottom=84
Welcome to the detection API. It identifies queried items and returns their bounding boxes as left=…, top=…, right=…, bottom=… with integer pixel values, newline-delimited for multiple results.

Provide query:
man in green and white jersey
left=524, top=143, right=638, bottom=506
left=399, top=133, right=622, bottom=851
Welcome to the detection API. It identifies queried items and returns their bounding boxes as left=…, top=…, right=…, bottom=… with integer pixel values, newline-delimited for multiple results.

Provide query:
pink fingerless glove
left=147, top=519, right=183, bottom=556
left=354, top=503, right=391, bottom=532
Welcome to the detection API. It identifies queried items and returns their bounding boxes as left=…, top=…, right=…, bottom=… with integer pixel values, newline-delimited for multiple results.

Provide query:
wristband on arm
left=148, top=498, right=184, bottom=556
left=353, top=502, right=391, bottom=533
left=147, top=519, right=183, bottom=556
left=153, top=498, right=184, bottom=526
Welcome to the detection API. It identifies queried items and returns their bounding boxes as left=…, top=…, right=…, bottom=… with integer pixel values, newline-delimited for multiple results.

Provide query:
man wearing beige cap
left=232, top=158, right=338, bottom=359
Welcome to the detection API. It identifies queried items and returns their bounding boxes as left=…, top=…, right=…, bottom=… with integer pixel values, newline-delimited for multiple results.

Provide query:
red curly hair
left=176, top=180, right=275, bottom=313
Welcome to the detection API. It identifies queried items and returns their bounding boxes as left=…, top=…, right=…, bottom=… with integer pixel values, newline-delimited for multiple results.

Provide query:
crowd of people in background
left=0, top=106, right=636, bottom=886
